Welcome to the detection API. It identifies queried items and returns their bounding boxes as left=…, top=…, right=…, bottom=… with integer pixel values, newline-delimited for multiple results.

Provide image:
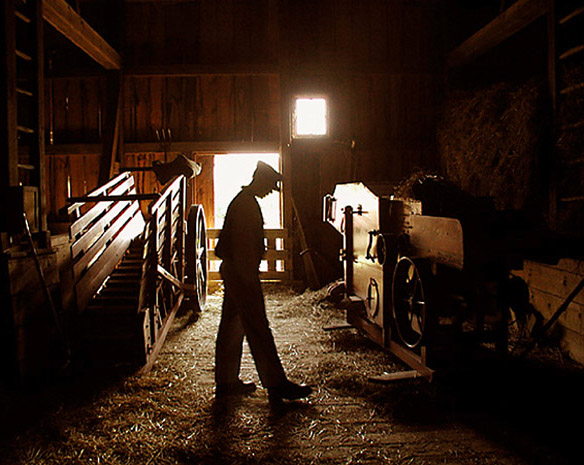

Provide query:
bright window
left=293, top=97, right=328, bottom=137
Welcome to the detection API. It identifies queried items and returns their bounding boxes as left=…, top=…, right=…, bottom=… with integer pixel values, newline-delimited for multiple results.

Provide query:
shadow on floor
left=329, top=327, right=583, bottom=465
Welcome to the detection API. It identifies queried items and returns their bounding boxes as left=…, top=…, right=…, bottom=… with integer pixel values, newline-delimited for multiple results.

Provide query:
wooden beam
left=124, top=141, right=280, bottom=154
left=447, top=0, right=548, bottom=68
left=42, top=0, right=121, bottom=70
left=126, top=63, right=279, bottom=77
left=46, top=140, right=280, bottom=155
left=99, top=72, right=123, bottom=184
left=34, top=0, right=47, bottom=232
left=546, top=0, right=557, bottom=229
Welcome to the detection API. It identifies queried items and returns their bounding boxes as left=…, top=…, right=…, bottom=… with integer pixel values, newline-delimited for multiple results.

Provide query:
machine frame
left=324, top=181, right=517, bottom=381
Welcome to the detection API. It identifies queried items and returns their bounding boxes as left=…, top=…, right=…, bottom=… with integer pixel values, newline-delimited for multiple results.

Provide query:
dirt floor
left=1, top=284, right=583, bottom=465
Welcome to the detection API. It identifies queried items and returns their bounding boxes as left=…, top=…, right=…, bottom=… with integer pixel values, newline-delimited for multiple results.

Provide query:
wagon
left=66, top=162, right=208, bottom=372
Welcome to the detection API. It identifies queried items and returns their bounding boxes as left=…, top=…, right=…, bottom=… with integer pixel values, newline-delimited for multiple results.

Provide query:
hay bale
left=437, top=79, right=546, bottom=211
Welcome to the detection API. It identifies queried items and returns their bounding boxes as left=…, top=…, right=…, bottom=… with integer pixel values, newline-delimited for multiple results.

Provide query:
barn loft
left=1, top=0, right=584, bottom=463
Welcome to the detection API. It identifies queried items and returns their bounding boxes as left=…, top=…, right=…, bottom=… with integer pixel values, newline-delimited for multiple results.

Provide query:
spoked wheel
left=392, top=256, right=429, bottom=349
left=185, top=204, right=208, bottom=312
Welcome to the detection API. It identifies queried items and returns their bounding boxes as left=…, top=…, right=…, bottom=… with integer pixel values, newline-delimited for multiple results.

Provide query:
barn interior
left=1, top=0, right=584, bottom=464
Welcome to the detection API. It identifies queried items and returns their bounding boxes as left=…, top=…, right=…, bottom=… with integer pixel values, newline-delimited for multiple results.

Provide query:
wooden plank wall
left=46, top=153, right=101, bottom=220
left=46, top=77, right=104, bottom=144
left=123, top=76, right=280, bottom=143
left=280, top=0, right=442, bottom=282
left=122, top=152, right=215, bottom=227
left=123, top=0, right=278, bottom=66
left=280, top=1, right=442, bottom=181
left=45, top=73, right=279, bottom=220
left=513, top=259, right=584, bottom=363
left=44, top=0, right=444, bottom=287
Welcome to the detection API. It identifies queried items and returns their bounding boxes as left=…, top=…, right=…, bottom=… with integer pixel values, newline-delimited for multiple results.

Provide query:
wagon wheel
left=185, top=204, right=208, bottom=312
left=392, top=256, right=429, bottom=349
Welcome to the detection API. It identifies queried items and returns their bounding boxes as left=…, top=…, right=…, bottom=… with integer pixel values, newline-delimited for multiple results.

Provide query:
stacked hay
left=557, top=64, right=584, bottom=194
left=437, top=79, right=546, bottom=211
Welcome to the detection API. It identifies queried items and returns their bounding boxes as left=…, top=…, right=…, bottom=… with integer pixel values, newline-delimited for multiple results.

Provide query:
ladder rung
left=18, top=163, right=35, bottom=171
left=560, top=44, right=584, bottom=60
left=16, top=87, right=33, bottom=97
left=560, top=196, right=584, bottom=202
left=560, top=6, right=584, bottom=25
left=561, top=120, right=584, bottom=131
left=561, top=157, right=584, bottom=166
left=17, top=125, right=34, bottom=134
left=15, top=49, right=32, bottom=61
left=560, top=82, right=584, bottom=95
left=15, top=10, right=31, bottom=24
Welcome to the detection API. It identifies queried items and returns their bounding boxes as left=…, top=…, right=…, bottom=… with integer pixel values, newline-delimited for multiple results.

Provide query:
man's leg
left=215, top=277, right=245, bottom=386
left=219, top=264, right=286, bottom=388
left=238, top=276, right=287, bottom=388
left=218, top=263, right=312, bottom=403
left=240, top=277, right=312, bottom=403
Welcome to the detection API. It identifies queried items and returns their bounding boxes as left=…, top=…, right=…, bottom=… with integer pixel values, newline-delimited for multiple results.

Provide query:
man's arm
left=229, top=196, right=265, bottom=277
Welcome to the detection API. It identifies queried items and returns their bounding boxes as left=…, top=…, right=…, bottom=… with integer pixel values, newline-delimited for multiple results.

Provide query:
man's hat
left=253, top=161, right=282, bottom=191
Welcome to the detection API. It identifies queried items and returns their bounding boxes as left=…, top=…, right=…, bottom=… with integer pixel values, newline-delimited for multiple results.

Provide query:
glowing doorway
left=213, top=153, right=282, bottom=229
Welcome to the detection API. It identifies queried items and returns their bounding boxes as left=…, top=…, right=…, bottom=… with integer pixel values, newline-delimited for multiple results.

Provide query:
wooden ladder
left=1, top=0, right=46, bottom=235
left=550, top=1, right=584, bottom=234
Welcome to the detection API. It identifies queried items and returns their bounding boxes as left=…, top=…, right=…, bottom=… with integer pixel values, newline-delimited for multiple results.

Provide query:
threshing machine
left=324, top=178, right=542, bottom=380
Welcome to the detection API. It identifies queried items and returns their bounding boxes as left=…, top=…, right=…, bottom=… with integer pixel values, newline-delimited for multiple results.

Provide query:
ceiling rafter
left=43, top=0, right=121, bottom=70
left=447, top=0, right=548, bottom=68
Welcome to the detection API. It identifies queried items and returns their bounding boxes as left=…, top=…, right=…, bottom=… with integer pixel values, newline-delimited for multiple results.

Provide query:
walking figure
left=214, top=161, right=312, bottom=405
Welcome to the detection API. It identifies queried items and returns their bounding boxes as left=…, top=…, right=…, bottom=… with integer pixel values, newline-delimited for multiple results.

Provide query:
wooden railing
left=207, top=228, right=292, bottom=281
left=68, top=172, right=147, bottom=312
left=139, top=175, right=187, bottom=370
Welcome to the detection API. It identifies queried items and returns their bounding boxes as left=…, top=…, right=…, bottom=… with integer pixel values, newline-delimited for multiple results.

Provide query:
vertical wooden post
left=344, top=205, right=354, bottom=295
left=99, top=71, right=123, bottom=185
left=0, top=1, right=19, bottom=190
left=546, top=0, right=557, bottom=229
left=177, top=176, right=186, bottom=282
left=35, top=0, right=46, bottom=232
left=280, top=77, right=295, bottom=281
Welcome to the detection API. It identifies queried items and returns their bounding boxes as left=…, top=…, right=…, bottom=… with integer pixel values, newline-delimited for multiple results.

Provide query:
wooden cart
left=67, top=171, right=207, bottom=372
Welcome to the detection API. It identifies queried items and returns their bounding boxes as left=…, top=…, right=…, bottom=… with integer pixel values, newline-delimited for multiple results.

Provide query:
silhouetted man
left=214, top=161, right=312, bottom=405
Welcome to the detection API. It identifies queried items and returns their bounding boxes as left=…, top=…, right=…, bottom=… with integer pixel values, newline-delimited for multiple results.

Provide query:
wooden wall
left=279, top=0, right=443, bottom=279
left=123, top=75, right=280, bottom=143
left=123, top=0, right=278, bottom=67
left=44, top=0, right=445, bottom=284
left=514, top=259, right=584, bottom=363
left=46, top=153, right=101, bottom=220
left=45, top=72, right=280, bottom=221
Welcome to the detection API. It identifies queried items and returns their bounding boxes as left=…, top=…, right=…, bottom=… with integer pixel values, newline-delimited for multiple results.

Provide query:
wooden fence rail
left=206, top=228, right=292, bottom=281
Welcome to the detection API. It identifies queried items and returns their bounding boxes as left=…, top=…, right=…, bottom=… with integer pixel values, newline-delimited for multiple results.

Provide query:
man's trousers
left=215, top=261, right=287, bottom=388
